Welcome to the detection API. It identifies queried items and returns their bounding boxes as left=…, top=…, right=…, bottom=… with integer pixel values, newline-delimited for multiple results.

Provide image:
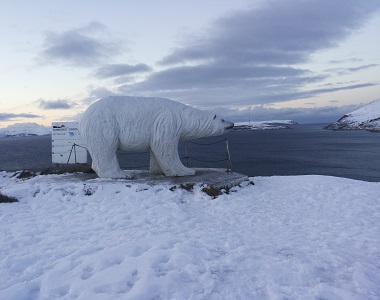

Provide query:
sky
left=1, top=0, right=380, bottom=127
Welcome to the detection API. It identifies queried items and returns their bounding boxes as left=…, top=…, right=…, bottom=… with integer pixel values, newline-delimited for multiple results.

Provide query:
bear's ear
left=213, top=114, right=216, bottom=120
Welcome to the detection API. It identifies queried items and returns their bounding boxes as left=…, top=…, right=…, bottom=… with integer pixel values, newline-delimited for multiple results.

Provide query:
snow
left=345, top=98, right=380, bottom=124
left=1, top=172, right=380, bottom=299
left=325, top=98, right=380, bottom=130
left=235, top=120, right=296, bottom=126
left=0, top=123, right=50, bottom=138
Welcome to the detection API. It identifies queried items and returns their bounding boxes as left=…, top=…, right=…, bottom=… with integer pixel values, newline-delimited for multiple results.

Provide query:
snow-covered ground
left=1, top=172, right=379, bottom=299
left=0, top=123, right=50, bottom=138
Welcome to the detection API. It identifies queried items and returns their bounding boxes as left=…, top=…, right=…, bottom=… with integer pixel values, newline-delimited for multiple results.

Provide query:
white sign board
left=52, top=122, right=88, bottom=164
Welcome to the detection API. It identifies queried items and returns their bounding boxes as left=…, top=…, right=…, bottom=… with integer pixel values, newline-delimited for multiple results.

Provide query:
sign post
left=52, top=122, right=88, bottom=164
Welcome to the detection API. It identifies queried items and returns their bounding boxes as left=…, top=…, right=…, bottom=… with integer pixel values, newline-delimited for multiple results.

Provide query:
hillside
left=233, top=120, right=297, bottom=130
left=0, top=123, right=50, bottom=138
left=325, top=99, right=380, bottom=131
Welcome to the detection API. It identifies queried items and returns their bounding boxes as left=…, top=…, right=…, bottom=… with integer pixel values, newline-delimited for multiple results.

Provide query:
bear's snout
left=224, top=121, right=234, bottom=130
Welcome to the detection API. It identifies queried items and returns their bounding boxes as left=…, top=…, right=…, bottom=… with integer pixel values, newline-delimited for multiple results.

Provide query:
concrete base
left=133, top=168, right=248, bottom=189
left=84, top=168, right=248, bottom=190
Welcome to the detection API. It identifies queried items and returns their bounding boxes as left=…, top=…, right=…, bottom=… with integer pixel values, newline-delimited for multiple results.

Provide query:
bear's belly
left=118, top=134, right=151, bottom=152
left=119, top=143, right=150, bottom=152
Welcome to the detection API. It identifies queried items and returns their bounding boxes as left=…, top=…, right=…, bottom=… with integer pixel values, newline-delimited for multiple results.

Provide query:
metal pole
left=225, top=139, right=232, bottom=172
left=185, top=142, right=189, bottom=167
left=67, top=144, right=74, bottom=165
left=74, top=143, right=77, bottom=164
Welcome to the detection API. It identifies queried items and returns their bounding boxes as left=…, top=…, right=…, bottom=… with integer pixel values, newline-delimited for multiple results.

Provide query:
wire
left=183, top=157, right=227, bottom=163
left=187, top=138, right=226, bottom=146
left=65, top=139, right=232, bottom=172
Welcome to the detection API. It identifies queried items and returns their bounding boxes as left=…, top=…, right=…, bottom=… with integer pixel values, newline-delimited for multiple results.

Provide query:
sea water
left=1, top=124, right=380, bottom=182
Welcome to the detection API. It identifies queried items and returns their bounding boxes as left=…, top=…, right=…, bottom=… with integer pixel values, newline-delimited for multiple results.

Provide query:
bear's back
left=94, top=96, right=186, bottom=113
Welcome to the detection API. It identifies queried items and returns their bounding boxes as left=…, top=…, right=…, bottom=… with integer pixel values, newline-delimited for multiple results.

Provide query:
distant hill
left=0, top=122, right=50, bottom=138
left=233, top=120, right=298, bottom=130
left=325, top=99, right=380, bottom=131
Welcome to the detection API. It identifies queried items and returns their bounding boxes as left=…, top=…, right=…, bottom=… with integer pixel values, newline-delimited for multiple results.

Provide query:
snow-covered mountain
left=325, top=99, right=380, bottom=131
left=0, top=122, right=50, bottom=138
left=233, top=120, right=297, bottom=130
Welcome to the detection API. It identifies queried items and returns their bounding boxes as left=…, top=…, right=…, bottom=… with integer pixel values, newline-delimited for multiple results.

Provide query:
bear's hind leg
left=149, top=150, right=165, bottom=175
left=87, top=136, right=127, bottom=178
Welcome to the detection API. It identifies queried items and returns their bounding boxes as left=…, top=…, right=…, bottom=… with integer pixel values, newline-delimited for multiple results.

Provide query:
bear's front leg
left=150, top=140, right=195, bottom=177
left=150, top=112, right=196, bottom=177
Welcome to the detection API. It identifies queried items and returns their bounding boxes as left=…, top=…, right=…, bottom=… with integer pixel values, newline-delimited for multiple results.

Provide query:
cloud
left=120, top=74, right=376, bottom=108
left=38, top=99, right=75, bottom=109
left=123, top=64, right=311, bottom=90
left=347, top=64, right=379, bottom=72
left=120, top=0, right=379, bottom=108
left=0, top=113, right=40, bottom=121
left=160, top=0, right=379, bottom=67
left=328, top=58, right=363, bottom=64
left=326, top=64, right=379, bottom=75
left=210, top=104, right=363, bottom=124
left=38, top=22, right=121, bottom=67
left=82, top=86, right=120, bottom=105
left=93, top=63, right=152, bottom=78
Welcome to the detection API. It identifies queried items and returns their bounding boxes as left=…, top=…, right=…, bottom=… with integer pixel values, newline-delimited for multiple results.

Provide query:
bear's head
left=181, top=107, right=234, bottom=140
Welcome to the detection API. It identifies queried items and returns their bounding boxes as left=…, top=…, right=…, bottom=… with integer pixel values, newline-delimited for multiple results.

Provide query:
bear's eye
left=213, top=115, right=216, bottom=120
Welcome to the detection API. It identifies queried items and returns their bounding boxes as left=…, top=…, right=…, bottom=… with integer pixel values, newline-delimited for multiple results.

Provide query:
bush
left=40, top=165, right=95, bottom=175
left=16, top=170, right=36, bottom=179
left=0, top=192, right=18, bottom=203
left=201, top=186, right=222, bottom=198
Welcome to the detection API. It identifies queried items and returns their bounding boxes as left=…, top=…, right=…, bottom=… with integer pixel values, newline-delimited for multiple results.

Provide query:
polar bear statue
left=79, top=96, right=234, bottom=178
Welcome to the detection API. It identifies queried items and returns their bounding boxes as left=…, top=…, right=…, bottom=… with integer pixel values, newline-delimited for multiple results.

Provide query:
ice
left=1, top=172, right=380, bottom=299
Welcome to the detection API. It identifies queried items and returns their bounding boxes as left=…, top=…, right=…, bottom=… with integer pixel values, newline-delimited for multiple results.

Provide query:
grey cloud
left=141, top=64, right=310, bottom=89
left=113, top=75, right=139, bottom=84
left=308, top=83, right=376, bottom=96
left=38, top=22, right=121, bottom=67
left=93, top=63, right=152, bottom=78
left=328, top=58, right=363, bottom=64
left=210, top=104, right=363, bottom=124
left=0, top=113, right=40, bottom=121
left=160, top=0, right=379, bottom=66
left=320, top=80, right=358, bottom=87
left=120, top=71, right=376, bottom=108
left=38, top=99, right=74, bottom=109
left=326, top=64, right=379, bottom=75
left=82, top=86, right=120, bottom=105
left=119, top=64, right=324, bottom=99
left=121, top=0, right=379, bottom=109
left=348, top=64, right=379, bottom=72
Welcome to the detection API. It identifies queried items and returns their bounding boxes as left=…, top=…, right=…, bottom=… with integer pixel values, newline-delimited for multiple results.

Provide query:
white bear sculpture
left=79, top=96, right=234, bottom=178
